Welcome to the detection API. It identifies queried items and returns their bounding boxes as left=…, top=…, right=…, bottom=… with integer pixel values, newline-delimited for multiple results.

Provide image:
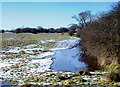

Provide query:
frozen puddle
left=49, top=37, right=87, bottom=73
left=51, top=47, right=86, bottom=73
left=0, top=79, right=13, bottom=87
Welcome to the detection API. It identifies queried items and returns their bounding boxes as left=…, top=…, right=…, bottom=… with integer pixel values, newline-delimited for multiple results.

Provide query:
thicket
left=75, top=2, right=120, bottom=82
left=76, top=2, right=120, bottom=69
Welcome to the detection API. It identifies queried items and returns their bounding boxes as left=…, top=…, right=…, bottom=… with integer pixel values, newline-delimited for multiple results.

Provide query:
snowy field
left=1, top=34, right=85, bottom=85
left=0, top=33, right=113, bottom=86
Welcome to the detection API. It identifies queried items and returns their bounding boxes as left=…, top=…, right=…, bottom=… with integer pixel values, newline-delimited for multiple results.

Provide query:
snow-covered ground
left=2, top=38, right=14, bottom=40
left=34, top=52, right=55, bottom=58
left=3, top=46, right=44, bottom=54
left=30, top=58, right=53, bottom=72
left=38, top=39, right=55, bottom=44
left=1, top=37, right=115, bottom=86
left=0, top=37, right=82, bottom=85
left=50, top=37, right=81, bottom=51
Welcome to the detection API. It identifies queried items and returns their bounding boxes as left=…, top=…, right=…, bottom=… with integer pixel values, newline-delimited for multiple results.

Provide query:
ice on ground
left=7, top=48, right=33, bottom=54
left=0, top=53, right=6, bottom=57
left=34, top=52, right=55, bottom=58
left=0, top=63, right=12, bottom=68
left=23, top=44, right=38, bottom=48
left=90, top=72, right=108, bottom=74
left=0, top=58, right=22, bottom=68
left=38, top=39, right=55, bottom=44
left=2, top=38, right=14, bottom=40
left=30, top=58, right=53, bottom=72
left=50, top=37, right=81, bottom=51
left=50, top=48, right=67, bottom=51
left=3, top=44, right=44, bottom=54
left=46, top=39, right=55, bottom=42
left=0, top=79, right=13, bottom=86
left=6, top=47, right=43, bottom=54
left=0, top=57, right=53, bottom=80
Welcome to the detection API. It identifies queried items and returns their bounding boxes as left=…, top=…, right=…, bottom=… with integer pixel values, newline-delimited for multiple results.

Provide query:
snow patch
left=23, top=44, right=38, bottom=48
left=39, top=39, right=55, bottom=44
left=33, top=52, right=55, bottom=58
left=30, top=58, right=53, bottom=72
left=6, top=47, right=43, bottom=54
left=2, top=38, right=14, bottom=40
left=50, top=37, right=81, bottom=51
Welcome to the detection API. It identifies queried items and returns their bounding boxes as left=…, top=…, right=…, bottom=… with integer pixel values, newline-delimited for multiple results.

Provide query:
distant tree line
left=1, top=25, right=79, bottom=35
left=0, top=30, right=5, bottom=33
left=1, top=27, right=72, bottom=34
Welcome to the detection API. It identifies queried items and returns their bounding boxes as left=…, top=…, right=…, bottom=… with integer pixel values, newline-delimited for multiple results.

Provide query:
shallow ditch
left=50, top=46, right=87, bottom=73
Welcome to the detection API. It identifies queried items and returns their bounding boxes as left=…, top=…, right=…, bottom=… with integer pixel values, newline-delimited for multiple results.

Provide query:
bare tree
left=72, top=11, right=93, bottom=28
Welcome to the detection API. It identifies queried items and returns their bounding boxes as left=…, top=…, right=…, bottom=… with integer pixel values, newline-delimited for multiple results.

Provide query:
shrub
left=104, top=64, right=120, bottom=82
left=76, top=2, right=120, bottom=69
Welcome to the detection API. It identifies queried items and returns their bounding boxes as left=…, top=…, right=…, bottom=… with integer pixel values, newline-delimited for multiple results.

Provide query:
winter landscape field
left=0, top=33, right=119, bottom=86
left=1, top=1, right=120, bottom=86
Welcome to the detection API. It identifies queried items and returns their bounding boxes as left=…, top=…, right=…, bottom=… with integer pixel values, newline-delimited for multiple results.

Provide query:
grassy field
left=2, top=33, right=70, bottom=40
left=1, top=33, right=70, bottom=49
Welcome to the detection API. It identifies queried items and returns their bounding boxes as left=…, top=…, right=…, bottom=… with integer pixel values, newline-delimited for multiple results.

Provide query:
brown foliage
left=78, top=2, right=120, bottom=70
